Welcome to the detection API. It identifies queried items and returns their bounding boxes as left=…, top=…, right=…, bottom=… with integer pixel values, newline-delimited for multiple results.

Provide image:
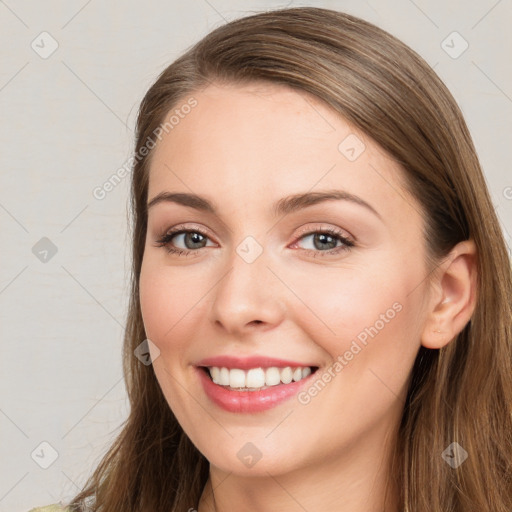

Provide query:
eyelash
left=154, top=224, right=355, bottom=258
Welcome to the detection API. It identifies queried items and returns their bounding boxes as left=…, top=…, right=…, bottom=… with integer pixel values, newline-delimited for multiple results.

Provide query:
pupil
left=186, top=232, right=205, bottom=248
left=315, top=233, right=336, bottom=250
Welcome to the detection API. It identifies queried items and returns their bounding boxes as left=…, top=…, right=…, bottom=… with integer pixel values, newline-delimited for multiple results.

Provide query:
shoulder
left=27, top=505, right=70, bottom=512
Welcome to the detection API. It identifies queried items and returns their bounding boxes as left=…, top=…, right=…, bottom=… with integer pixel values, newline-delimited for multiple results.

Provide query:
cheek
left=139, top=261, right=212, bottom=354
left=284, top=263, right=399, bottom=334
left=139, top=264, right=180, bottom=345
left=284, top=257, right=424, bottom=368
left=289, top=265, right=424, bottom=439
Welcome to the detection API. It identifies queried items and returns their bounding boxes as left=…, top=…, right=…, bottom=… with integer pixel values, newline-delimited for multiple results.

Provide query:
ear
left=421, top=240, right=478, bottom=349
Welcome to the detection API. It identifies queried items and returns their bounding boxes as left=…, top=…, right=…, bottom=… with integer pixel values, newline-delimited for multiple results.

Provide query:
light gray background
left=0, top=1, right=510, bottom=510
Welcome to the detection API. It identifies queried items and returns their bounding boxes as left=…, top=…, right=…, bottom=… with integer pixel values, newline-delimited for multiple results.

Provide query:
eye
left=154, top=225, right=215, bottom=257
left=154, top=224, right=355, bottom=258
left=291, top=226, right=354, bottom=257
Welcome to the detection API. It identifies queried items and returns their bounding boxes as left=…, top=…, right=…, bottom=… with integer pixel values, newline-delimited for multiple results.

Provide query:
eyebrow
left=147, top=189, right=382, bottom=220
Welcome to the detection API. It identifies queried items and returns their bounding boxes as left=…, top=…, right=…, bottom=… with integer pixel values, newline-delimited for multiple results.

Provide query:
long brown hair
left=68, top=7, right=512, bottom=511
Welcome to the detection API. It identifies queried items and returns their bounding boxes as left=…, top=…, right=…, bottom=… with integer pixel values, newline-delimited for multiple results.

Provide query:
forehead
left=146, top=82, right=415, bottom=223
left=151, top=81, right=345, bottom=162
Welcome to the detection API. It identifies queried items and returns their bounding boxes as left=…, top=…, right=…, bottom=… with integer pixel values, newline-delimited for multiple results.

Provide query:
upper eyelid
left=294, top=223, right=353, bottom=241
left=159, top=223, right=350, bottom=236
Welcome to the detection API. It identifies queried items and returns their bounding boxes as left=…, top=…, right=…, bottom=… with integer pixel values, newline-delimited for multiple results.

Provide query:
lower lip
left=196, top=367, right=316, bottom=413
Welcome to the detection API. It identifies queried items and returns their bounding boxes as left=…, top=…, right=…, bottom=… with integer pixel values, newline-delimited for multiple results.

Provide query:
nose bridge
left=209, top=238, right=286, bottom=333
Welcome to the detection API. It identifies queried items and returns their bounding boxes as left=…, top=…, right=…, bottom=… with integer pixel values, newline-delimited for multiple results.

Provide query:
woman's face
left=139, top=82, right=431, bottom=476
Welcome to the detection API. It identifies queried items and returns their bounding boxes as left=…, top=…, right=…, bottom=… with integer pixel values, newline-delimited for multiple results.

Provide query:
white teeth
left=219, top=367, right=229, bottom=385
left=246, top=368, right=266, bottom=388
left=229, top=369, right=246, bottom=388
left=265, top=367, right=281, bottom=386
left=280, top=366, right=293, bottom=384
left=210, top=366, right=220, bottom=383
left=207, top=365, right=315, bottom=389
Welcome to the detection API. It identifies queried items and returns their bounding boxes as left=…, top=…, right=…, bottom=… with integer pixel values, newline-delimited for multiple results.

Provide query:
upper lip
left=196, top=355, right=318, bottom=370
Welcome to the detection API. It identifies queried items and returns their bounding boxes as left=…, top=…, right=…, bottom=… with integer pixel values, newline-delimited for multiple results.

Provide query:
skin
left=139, top=82, right=477, bottom=512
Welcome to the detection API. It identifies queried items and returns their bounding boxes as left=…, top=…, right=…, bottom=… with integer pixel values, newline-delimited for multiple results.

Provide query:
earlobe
left=421, top=240, right=478, bottom=349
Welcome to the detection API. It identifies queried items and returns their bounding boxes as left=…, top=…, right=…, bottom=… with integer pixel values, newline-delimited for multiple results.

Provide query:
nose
left=208, top=248, right=287, bottom=337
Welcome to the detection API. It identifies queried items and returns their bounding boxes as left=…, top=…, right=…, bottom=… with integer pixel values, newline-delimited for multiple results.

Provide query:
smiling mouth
left=200, top=365, right=319, bottom=391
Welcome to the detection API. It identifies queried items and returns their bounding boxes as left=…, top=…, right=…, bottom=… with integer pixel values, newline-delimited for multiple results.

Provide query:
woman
left=30, top=6, right=512, bottom=512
